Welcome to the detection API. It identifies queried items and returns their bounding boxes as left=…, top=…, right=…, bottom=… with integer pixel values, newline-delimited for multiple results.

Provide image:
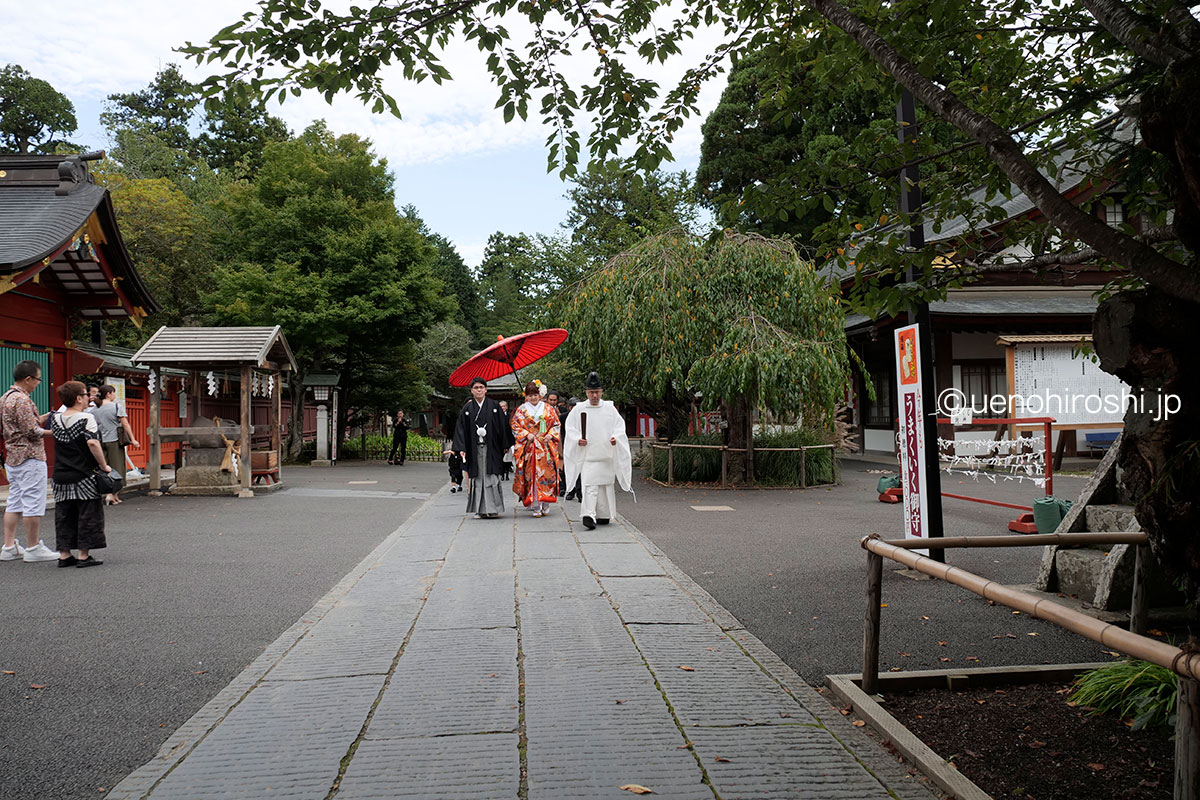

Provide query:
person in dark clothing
left=498, top=400, right=513, bottom=481
left=546, top=392, right=567, bottom=496
left=387, top=410, right=409, bottom=465
left=444, top=449, right=464, bottom=493
left=451, top=377, right=515, bottom=518
left=50, top=381, right=113, bottom=567
left=562, top=396, right=582, bottom=500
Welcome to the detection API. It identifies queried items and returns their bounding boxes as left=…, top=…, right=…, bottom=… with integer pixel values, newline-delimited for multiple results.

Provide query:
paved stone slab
left=516, top=530, right=581, bottom=560
left=517, top=555, right=602, bottom=599
left=687, top=725, right=895, bottom=799
left=573, top=522, right=638, bottom=544
left=520, top=596, right=637, bottom=669
left=368, top=628, right=518, bottom=738
left=580, top=542, right=666, bottom=576
left=420, top=572, right=515, bottom=630
left=627, top=624, right=815, bottom=727
left=600, top=576, right=713, bottom=624
left=385, top=530, right=456, bottom=562
left=527, top=726, right=711, bottom=800
left=439, top=530, right=515, bottom=575
left=147, top=676, right=381, bottom=799
left=513, top=507, right=574, bottom=532
left=267, top=623, right=407, bottom=680
left=347, top=566, right=437, bottom=606
left=337, top=734, right=520, bottom=799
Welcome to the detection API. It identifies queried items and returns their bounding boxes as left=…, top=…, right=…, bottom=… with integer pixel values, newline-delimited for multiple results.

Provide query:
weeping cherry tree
left=558, top=230, right=853, bottom=482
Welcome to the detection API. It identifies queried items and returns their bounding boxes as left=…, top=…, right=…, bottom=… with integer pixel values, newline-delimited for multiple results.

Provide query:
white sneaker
left=22, top=542, right=60, bottom=563
left=0, top=543, right=22, bottom=561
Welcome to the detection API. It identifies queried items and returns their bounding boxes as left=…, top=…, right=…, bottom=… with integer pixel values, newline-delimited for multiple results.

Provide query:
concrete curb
left=106, top=486, right=447, bottom=800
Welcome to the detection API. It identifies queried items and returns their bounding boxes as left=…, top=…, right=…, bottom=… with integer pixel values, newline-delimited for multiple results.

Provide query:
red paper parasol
left=448, top=328, right=569, bottom=388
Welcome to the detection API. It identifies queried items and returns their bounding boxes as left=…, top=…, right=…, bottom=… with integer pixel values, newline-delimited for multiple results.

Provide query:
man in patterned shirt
left=1, top=360, right=58, bottom=562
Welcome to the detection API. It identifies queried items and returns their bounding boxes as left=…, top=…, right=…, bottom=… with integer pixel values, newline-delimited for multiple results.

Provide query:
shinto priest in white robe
left=563, top=398, right=633, bottom=525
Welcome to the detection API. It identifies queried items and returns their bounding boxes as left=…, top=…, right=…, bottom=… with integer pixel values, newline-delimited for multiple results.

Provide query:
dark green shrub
left=753, top=428, right=839, bottom=486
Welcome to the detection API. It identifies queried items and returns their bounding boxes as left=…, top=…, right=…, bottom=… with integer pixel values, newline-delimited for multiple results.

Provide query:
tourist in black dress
left=50, top=381, right=113, bottom=568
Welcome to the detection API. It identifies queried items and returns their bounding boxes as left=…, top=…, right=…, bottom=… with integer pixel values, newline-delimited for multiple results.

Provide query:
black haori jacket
left=452, top=397, right=516, bottom=478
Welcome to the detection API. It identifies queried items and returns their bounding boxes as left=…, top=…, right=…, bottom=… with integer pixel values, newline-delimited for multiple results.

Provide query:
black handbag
left=95, top=469, right=123, bottom=494
left=117, top=425, right=132, bottom=448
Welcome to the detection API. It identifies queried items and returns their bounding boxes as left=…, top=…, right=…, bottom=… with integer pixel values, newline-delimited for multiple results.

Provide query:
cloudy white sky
left=5, top=1, right=726, bottom=267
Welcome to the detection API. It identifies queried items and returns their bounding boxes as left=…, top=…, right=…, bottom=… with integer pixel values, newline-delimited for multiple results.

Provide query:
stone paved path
left=108, top=488, right=934, bottom=800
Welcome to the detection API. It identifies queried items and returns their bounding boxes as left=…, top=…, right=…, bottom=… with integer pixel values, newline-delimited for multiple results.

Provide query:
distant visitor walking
left=511, top=380, right=560, bottom=517
left=452, top=377, right=514, bottom=519
left=564, top=372, right=633, bottom=530
left=387, top=410, right=408, bottom=465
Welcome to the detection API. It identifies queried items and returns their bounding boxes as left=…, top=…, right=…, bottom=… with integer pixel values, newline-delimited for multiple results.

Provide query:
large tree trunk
left=1094, top=289, right=1200, bottom=605
left=723, top=396, right=756, bottom=484
left=286, top=375, right=305, bottom=461
left=1091, top=58, right=1200, bottom=606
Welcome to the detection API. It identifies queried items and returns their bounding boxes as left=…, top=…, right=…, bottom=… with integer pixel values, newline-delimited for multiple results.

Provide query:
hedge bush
left=648, top=429, right=837, bottom=486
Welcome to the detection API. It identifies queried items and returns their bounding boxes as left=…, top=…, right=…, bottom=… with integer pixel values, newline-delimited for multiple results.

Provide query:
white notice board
left=1012, top=343, right=1127, bottom=425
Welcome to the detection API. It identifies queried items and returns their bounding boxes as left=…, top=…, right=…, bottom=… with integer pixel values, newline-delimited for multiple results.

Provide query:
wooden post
left=239, top=365, right=252, bottom=496
left=745, top=407, right=755, bottom=484
left=1053, top=427, right=1069, bottom=471
left=149, top=366, right=161, bottom=491
left=1130, top=544, right=1150, bottom=636
left=1177, top=677, right=1199, bottom=800
left=721, top=446, right=728, bottom=488
left=668, top=445, right=674, bottom=486
left=271, top=370, right=282, bottom=482
left=862, top=551, right=883, bottom=695
left=800, top=447, right=807, bottom=489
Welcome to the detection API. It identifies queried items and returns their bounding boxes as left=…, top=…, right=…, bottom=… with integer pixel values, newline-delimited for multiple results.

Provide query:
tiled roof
left=132, top=326, right=298, bottom=371
left=0, top=183, right=107, bottom=269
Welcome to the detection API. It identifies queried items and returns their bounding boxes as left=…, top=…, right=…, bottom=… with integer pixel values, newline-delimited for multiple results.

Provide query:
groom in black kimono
left=452, top=377, right=515, bottom=518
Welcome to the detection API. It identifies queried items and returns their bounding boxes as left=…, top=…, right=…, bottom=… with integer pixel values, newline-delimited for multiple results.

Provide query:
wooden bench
left=1085, top=431, right=1119, bottom=454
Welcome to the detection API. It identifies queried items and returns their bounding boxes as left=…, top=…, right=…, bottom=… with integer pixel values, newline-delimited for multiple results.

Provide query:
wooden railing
left=858, top=532, right=1199, bottom=797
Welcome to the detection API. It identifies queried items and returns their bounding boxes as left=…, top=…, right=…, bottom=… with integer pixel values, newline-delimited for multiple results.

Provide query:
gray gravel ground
left=619, top=457, right=1111, bottom=686
left=0, top=463, right=448, bottom=800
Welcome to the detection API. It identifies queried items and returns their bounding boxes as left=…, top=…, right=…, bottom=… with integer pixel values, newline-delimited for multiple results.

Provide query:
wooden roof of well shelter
left=133, top=326, right=298, bottom=372
left=0, top=151, right=159, bottom=321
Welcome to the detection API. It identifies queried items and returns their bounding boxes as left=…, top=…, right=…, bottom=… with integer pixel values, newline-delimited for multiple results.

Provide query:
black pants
left=55, top=499, right=106, bottom=552
left=388, top=432, right=407, bottom=463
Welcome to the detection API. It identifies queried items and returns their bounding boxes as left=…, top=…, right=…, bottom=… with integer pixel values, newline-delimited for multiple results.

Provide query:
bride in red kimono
left=511, top=380, right=561, bottom=517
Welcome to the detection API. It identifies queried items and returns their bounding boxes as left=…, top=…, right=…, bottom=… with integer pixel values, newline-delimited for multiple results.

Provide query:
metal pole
left=898, top=89, right=945, bottom=562
left=862, top=552, right=883, bottom=694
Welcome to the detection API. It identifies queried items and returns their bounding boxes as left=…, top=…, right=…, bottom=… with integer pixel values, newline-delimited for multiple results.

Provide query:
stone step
left=1085, top=503, right=1139, bottom=533
left=1055, top=547, right=1125, bottom=602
